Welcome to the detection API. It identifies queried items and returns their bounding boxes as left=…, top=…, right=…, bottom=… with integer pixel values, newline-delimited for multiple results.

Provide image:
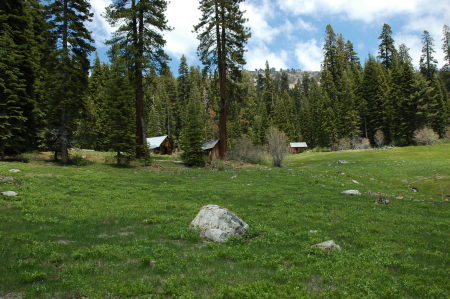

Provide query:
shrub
left=351, top=137, right=371, bottom=150
left=209, top=159, right=226, bottom=171
left=265, top=127, right=289, bottom=167
left=413, top=127, right=439, bottom=145
left=311, top=147, right=330, bottom=152
left=229, top=135, right=263, bottom=164
left=69, top=154, right=93, bottom=166
left=374, top=130, right=385, bottom=147
left=332, top=138, right=351, bottom=151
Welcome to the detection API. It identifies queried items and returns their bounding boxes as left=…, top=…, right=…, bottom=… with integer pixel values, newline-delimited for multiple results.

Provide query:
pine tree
left=428, top=77, right=448, bottom=137
left=420, top=30, right=438, bottom=81
left=194, top=0, right=251, bottom=158
left=180, top=84, right=205, bottom=167
left=262, top=61, right=275, bottom=116
left=320, top=25, right=360, bottom=144
left=45, top=0, right=95, bottom=163
left=106, top=0, right=171, bottom=158
left=389, top=44, right=416, bottom=145
left=0, top=0, right=47, bottom=157
left=105, top=46, right=136, bottom=164
left=411, top=73, right=433, bottom=130
left=378, top=23, right=397, bottom=69
left=360, top=56, right=390, bottom=143
left=442, top=25, right=450, bottom=68
left=176, top=55, right=190, bottom=140
left=76, top=54, right=109, bottom=150
left=440, top=25, right=450, bottom=93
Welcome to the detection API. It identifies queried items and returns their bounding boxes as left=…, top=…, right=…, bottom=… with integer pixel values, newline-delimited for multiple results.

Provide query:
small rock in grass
left=341, top=190, right=361, bottom=195
left=9, top=169, right=21, bottom=173
left=375, top=197, right=391, bottom=205
left=1, top=191, right=18, bottom=197
left=352, top=179, right=360, bottom=184
left=409, top=187, right=418, bottom=192
left=309, top=230, right=318, bottom=233
left=396, top=195, right=405, bottom=200
left=190, top=204, right=248, bottom=242
left=370, top=178, right=375, bottom=181
left=336, top=160, right=350, bottom=164
left=230, top=175, right=237, bottom=179
left=313, top=240, right=341, bottom=251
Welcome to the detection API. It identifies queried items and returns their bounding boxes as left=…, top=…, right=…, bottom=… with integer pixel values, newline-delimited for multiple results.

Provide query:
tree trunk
left=216, top=2, right=228, bottom=159
left=60, top=0, right=69, bottom=164
left=132, top=0, right=145, bottom=158
left=60, top=108, right=69, bottom=164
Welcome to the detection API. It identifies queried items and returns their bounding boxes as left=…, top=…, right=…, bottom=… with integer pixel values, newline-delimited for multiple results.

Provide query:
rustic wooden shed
left=202, top=139, right=220, bottom=162
left=146, top=135, right=174, bottom=155
left=290, top=142, right=308, bottom=154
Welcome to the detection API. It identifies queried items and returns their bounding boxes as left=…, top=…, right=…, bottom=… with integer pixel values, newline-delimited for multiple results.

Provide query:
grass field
left=1, top=145, right=449, bottom=298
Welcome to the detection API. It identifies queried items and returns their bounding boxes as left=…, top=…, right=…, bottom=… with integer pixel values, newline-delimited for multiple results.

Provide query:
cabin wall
left=290, top=147, right=307, bottom=154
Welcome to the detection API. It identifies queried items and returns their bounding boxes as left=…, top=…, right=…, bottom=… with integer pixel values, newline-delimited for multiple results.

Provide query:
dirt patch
left=56, top=240, right=75, bottom=245
left=0, top=292, right=23, bottom=298
left=97, top=233, right=114, bottom=239
left=0, top=176, right=15, bottom=182
left=117, top=231, right=134, bottom=237
left=24, top=173, right=56, bottom=178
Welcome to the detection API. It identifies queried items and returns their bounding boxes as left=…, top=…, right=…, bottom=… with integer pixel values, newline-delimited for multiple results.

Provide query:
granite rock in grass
left=341, top=190, right=361, bottom=195
left=9, top=169, right=21, bottom=173
left=336, top=160, right=351, bottom=164
left=313, top=240, right=342, bottom=251
left=1, top=191, right=18, bottom=197
left=190, top=204, right=248, bottom=242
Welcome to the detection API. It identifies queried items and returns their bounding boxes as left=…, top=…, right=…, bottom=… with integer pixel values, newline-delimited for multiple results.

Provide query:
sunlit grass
left=1, top=144, right=449, bottom=297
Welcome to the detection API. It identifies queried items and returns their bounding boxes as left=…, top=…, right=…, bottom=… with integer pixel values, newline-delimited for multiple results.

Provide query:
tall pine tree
left=194, top=0, right=251, bottom=158
left=106, top=0, right=171, bottom=158
left=420, top=30, right=438, bottom=81
left=45, top=0, right=95, bottom=163
left=378, top=23, right=397, bottom=69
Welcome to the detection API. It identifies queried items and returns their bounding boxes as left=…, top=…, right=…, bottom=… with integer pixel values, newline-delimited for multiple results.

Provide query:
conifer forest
left=1, top=0, right=449, bottom=164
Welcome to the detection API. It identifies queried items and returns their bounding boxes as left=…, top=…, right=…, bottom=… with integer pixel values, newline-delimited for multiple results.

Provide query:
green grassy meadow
left=1, top=145, right=449, bottom=298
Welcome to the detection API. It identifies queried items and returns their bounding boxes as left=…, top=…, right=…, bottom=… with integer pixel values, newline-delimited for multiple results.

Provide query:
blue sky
left=88, top=0, right=449, bottom=74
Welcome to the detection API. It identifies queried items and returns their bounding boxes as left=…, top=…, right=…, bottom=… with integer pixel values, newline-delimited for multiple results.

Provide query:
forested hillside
left=1, top=0, right=449, bottom=163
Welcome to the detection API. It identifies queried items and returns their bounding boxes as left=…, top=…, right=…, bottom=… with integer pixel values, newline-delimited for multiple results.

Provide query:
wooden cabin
left=146, top=135, right=173, bottom=155
left=290, top=142, right=308, bottom=154
left=202, top=139, right=220, bottom=162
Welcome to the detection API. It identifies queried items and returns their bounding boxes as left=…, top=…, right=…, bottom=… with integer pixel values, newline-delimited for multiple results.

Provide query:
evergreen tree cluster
left=1, top=0, right=449, bottom=164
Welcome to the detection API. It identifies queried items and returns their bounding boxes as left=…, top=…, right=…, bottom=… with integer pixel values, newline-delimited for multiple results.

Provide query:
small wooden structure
left=202, top=139, right=220, bottom=162
left=146, top=135, right=173, bottom=155
left=290, top=142, right=308, bottom=154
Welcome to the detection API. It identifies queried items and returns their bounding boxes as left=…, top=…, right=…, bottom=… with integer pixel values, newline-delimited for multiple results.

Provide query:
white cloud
left=296, top=18, right=316, bottom=32
left=277, top=0, right=449, bottom=67
left=276, top=0, right=421, bottom=23
left=242, top=0, right=279, bottom=45
left=88, top=0, right=113, bottom=49
left=394, top=33, right=422, bottom=67
left=245, top=46, right=288, bottom=70
left=295, top=39, right=322, bottom=71
left=164, top=0, right=201, bottom=60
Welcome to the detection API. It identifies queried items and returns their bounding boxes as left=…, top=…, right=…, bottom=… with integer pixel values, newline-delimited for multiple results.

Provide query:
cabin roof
left=146, top=135, right=168, bottom=149
left=202, top=139, right=219, bottom=150
left=290, top=142, right=308, bottom=148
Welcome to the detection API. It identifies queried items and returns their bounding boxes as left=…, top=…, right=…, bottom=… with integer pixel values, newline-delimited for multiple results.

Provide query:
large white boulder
left=313, top=240, right=342, bottom=251
left=190, top=204, right=249, bottom=242
left=1, top=191, right=18, bottom=197
left=341, top=190, right=361, bottom=195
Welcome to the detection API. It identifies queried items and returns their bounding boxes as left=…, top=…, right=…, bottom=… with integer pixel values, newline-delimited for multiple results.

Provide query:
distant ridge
left=246, top=69, right=321, bottom=89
